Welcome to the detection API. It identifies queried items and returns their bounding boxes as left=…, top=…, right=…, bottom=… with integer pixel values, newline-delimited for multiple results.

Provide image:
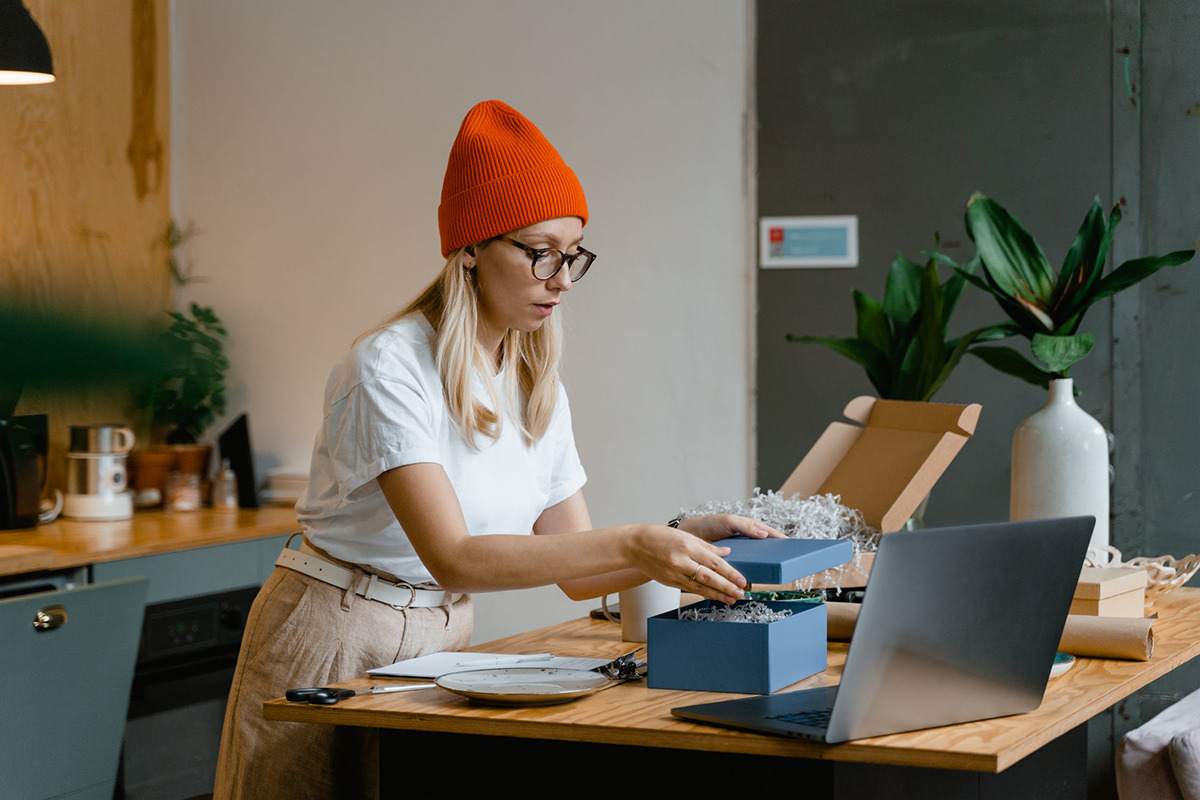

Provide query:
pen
left=363, top=683, right=437, bottom=694
left=454, top=653, right=554, bottom=667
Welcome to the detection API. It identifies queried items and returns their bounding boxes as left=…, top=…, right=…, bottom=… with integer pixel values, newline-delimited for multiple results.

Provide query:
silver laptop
left=671, top=516, right=1094, bottom=743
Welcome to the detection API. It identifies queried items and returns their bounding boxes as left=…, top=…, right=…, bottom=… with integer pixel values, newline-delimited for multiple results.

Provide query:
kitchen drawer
left=93, top=535, right=290, bottom=604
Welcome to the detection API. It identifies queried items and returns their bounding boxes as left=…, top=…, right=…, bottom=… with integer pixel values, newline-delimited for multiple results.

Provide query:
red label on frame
left=769, top=227, right=784, bottom=243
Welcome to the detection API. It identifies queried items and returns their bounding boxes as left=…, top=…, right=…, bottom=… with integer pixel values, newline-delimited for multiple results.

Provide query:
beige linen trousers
left=214, top=564, right=473, bottom=800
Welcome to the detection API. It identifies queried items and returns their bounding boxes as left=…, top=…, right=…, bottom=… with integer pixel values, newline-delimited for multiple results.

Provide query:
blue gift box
left=645, top=537, right=851, bottom=694
left=721, top=537, right=853, bottom=584
left=647, top=598, right=828, bottom=694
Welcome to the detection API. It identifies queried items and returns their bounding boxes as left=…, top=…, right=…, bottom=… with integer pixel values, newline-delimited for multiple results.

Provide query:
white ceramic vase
left=1010, top=378, right=1109, bottom=553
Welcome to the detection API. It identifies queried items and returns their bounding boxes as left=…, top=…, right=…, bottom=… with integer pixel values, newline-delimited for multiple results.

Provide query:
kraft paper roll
left=825, top=602, right=1155, bottom=661
left=1059, top=614, right=1155, bottom=661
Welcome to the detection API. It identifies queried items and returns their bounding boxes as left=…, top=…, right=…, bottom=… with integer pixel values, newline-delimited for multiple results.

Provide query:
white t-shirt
left=297, top=316, right=587, bottom=584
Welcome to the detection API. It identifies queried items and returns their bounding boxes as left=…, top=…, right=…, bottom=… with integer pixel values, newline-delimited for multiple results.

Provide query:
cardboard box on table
left=778, top=396, right=982, bottom=590
left=1070, top=567, right=1147, bottom=618
left=647, top=539, right=852, bottom=694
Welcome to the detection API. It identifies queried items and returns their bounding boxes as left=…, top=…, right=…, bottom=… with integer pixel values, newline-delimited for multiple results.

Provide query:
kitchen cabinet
left=1, top=577, right=148, bottom=800
left=93, top=535, right=289, bottom=604
left=0, top=507, right=301, bottom=800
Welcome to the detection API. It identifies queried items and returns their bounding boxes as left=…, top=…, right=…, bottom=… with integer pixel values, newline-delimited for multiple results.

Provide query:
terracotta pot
left=128, top=448, right=175, bottom=508
left=170, top=443, right=212, bottom=477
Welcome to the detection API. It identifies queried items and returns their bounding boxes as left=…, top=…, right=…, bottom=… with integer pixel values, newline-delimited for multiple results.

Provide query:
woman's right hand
left=625, top=525, right=746, bottom=604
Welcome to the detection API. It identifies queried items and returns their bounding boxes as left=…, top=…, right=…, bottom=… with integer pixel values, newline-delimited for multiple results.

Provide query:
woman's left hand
left=675, top=514, right=784, bottom=544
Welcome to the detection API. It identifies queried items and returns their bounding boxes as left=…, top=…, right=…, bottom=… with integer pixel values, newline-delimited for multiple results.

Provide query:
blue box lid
left=721, top=537, right=853, bottom=584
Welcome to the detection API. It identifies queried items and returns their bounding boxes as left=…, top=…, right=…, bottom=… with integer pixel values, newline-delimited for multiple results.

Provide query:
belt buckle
left=364, top=573, right=416, bottom=610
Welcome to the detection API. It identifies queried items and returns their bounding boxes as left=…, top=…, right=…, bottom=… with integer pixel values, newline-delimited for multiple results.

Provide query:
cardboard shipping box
left=777, top=396, right=982, bottom=589
left=1071, top=566, right=1147, bottom=618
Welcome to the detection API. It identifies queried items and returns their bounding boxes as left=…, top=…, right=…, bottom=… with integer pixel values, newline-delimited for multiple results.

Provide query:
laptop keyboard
left=768, top=707, right=833, bottom=728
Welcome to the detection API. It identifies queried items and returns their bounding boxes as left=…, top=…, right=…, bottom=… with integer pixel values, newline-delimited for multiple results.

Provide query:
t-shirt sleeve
left=543, top=383, right=588, bottom=509
left=323, top=346, right=443, bottom=500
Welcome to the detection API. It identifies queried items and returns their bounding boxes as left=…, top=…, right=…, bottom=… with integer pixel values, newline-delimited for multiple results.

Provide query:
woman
left=214, top=100, right=775, bottom=800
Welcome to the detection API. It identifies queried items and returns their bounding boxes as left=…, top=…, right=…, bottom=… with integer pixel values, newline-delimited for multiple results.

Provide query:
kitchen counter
left=0, top=505, right=301, bottom=578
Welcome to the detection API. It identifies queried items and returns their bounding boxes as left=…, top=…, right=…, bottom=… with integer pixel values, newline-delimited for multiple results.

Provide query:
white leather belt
left=275, top=547, right=459, bottom=609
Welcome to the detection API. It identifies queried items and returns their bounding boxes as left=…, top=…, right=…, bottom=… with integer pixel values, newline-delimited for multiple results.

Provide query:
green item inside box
left=744, top=589, right=825, bottom=604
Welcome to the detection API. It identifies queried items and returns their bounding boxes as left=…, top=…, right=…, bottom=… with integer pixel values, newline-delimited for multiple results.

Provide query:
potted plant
left=788, top=245, right=1012, bottom=529
left=128, top=221, right=230, bottom=508
left=960, top=193, right=1195, bottom=383
left=959, top=192, right=1196, bottom=550
left=130, top=302, right=229, bottom=507
left=136, top=302, right=229, bottom=447
left=788, top=246, right=1012, bottom=401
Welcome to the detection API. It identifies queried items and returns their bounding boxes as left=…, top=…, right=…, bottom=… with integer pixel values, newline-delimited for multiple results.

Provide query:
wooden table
left=265, top=587, right=1200, bottom=799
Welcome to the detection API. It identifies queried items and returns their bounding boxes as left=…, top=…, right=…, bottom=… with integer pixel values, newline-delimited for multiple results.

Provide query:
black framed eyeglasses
left=494, top=235, right=596, bottom=282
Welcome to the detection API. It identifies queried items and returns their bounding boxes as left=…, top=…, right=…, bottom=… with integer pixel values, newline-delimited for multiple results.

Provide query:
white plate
left=1050, top=652, right=1076, bottom=678
left=435, top=667, right=612, bottom=706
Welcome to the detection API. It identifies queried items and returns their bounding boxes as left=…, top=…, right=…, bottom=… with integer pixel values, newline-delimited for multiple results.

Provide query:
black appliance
left=217, top=414, right=259, bottom=509
left=0, top=417, right=40, bottom=529
left=115, top=584, right=260, bottom=800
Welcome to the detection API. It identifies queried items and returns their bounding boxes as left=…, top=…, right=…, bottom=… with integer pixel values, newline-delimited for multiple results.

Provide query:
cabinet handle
left=33, top=605, right=67, bottom=631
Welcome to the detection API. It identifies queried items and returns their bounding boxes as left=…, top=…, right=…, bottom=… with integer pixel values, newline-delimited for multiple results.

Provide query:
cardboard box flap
left=779, top=397, right=982, bottom=533
left=722, top=538, right=853, bottom=585
left=860, top=397, right=981, bottom=435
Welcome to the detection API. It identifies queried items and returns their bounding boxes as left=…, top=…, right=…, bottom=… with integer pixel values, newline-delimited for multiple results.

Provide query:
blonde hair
left=358, top=247, right=562, bottom=447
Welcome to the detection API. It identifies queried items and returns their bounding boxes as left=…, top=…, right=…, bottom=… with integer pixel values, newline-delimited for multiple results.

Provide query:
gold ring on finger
left=689, top=564, right=702, bottom=582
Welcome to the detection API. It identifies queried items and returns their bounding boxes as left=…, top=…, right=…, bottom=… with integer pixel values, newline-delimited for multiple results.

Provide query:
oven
left=115, top=585, right=260, bottom=800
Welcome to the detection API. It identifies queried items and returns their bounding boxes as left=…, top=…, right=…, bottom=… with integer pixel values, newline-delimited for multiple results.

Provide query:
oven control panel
left=138, top=584, right=260, bottom=662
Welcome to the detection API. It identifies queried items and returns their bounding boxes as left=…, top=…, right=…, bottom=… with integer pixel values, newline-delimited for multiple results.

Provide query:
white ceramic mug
left=602, top=581, right=681, bottom=642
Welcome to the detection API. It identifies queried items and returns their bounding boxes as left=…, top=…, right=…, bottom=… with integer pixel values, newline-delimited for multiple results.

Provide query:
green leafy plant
left=134, top=302, right=228, bottom=445
left=788, top=248, right=1011, bottom=401
left=156, top=219, right=204, bottom=286
left=960, top=193, right=1196, bottom=384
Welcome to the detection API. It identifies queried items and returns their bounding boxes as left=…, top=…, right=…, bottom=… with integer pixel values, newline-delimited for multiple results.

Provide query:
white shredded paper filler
left=679, top=600, right=792, bottom=624
left=678, top=490, right=881, bottom=594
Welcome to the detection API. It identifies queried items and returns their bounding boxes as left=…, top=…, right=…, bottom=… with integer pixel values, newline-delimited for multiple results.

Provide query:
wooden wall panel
left=1, top=0, right=170, bottom=491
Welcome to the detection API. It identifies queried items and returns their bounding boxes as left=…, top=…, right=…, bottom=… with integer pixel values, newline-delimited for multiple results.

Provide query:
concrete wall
left=1138, top=1, right=1200, bottom=584
left=756, top=1, right=1200, bottom=795
left=170, top=0, right=753, bottom=642
left=1123, top=0, right=1200, bottom=757
left=756, top=0, right=1114, bottom=527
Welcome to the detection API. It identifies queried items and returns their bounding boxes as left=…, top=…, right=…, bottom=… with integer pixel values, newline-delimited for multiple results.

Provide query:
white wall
left=171, top=0, right=753, bottom=642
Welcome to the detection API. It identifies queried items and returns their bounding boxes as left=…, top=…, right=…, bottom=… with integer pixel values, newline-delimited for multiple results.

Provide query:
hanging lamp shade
left=0, top=0, right=55, bottom=85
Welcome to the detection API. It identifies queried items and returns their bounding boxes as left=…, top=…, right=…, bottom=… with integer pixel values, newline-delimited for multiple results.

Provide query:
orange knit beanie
left=438, top=100, right=588, bottom=257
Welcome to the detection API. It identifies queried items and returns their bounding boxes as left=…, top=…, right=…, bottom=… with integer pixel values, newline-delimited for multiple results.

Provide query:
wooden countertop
left=0, top=505, right=302, bottom=577
left=265, top=587, right=1200, bottom=773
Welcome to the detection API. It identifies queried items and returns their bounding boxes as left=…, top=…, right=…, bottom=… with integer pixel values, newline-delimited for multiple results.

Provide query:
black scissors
left=286, top=683, right=437, bottom=705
